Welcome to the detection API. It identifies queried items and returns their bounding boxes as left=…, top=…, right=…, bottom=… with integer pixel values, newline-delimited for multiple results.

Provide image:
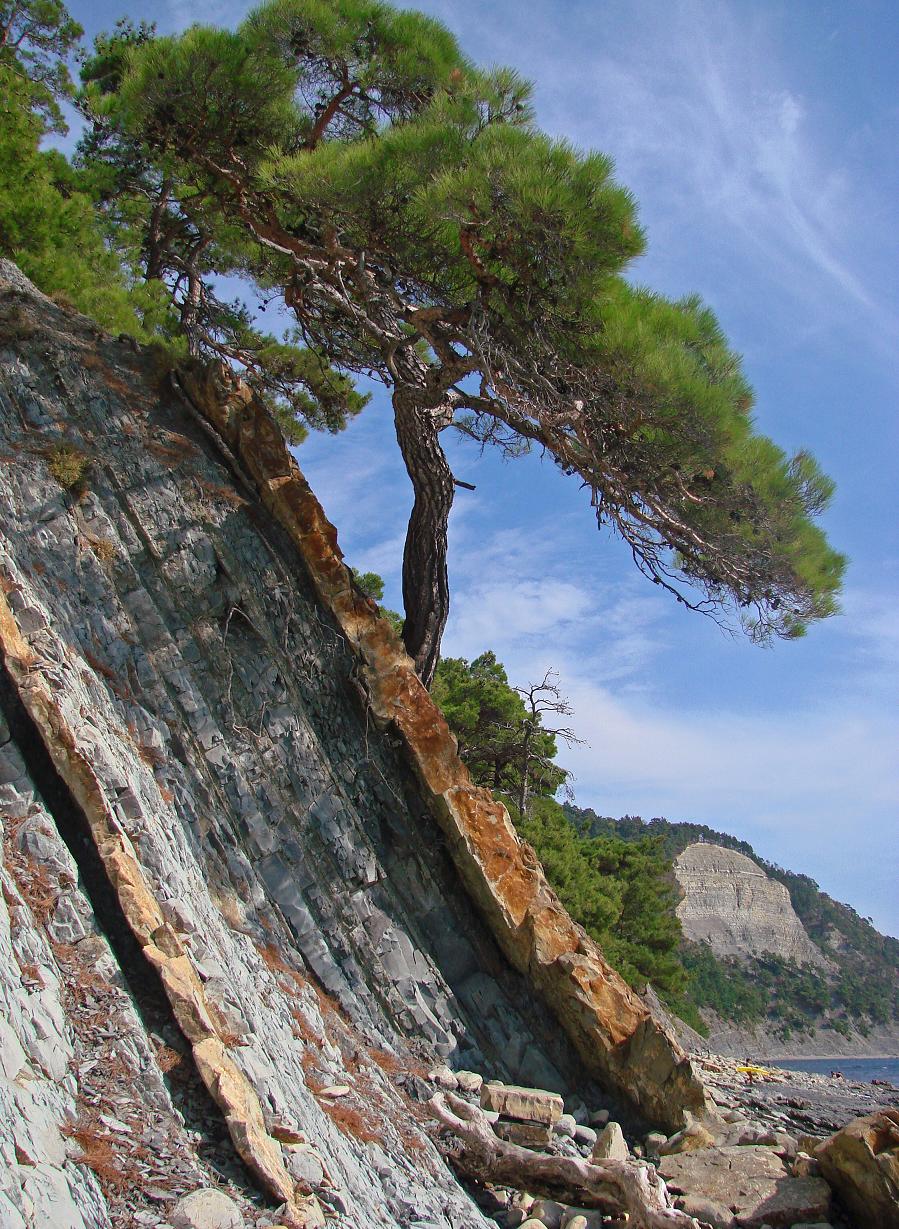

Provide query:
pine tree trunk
left=517, top=727, right=533, bottom=818
left=392, top=391, right=454, bottom=689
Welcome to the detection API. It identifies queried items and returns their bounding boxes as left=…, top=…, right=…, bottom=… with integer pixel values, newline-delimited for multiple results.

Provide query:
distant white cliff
left=673, top=842, right=829, bottom=968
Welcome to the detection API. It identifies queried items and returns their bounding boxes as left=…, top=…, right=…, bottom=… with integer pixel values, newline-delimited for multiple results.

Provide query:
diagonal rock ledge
left=175, top=358, right=715, bottom=1133
left=0, top=586, right=325, bottom=1229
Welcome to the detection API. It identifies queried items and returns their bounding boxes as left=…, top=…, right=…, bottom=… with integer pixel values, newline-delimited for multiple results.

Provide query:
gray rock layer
left=674, top=842, right=828, bottom=967
left=0, top=264, right=616, bottom=1226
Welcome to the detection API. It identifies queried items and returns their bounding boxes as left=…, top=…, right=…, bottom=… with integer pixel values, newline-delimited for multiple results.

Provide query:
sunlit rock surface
left=673, top=842, right=828, bottom=967
left=0, top=261, right=710, bottom=1227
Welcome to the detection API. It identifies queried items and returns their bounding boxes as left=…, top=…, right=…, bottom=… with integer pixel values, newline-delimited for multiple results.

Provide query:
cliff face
left=673, top=842, right=827, bottom=968
left=0, top=263, right=710, bottom=1229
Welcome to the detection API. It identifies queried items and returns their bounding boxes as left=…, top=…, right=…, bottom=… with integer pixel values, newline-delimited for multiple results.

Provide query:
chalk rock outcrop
left=0, top=261, right=711, bottom=1227
left=673, top=842, right=827, bottom=966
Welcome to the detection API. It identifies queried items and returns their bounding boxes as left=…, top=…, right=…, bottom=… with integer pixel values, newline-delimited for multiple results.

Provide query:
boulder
left=553, top=1113, right=577, bottom=1139
left=481, top=1083, right=563, bottom=1126
left=285, top=1145, right=325, bottom=1189
left=659, top=1120, right=717, bottom=1155
left=659, top=1145, right=831, bottom=1228
left=675, top=1193, right=734, bottom=1228
left=171, top=1188, right=243, bottom=1229
left=428, top=1066, right=458, bottom=1090
left=529, top=1198, right=566, bottom=1228
left=644, top=1130, right=668, bottom=1157
left=456, top=1070, right=483, bottom=1095
left=792, top=1152, right=820, bottom=1178
left=591, top=1121, right=629, bottom=1161
left=494, top=1119, right=553, bottom=1149
left=815, top=1108, right=899, bottom=1229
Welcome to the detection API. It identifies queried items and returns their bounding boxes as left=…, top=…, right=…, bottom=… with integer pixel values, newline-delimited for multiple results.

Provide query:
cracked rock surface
left=0, top=263, right=651, bottom=1227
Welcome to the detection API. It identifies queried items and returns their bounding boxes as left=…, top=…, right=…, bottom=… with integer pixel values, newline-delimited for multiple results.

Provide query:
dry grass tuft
left=218, top=1029, right=246, bottom=1048
left=255, top=941, right=306, bottom=989
left=146, top=438, right=187, bottom=467
left=62, top=1114, right=147, bottom=1197
left=89, top=538, right=117, bottom=566
left=47, top=443, right=89, bottom=494
left=82, top=648, right=131, bottom=702
left=0, top=303, right=37, bottom=342
left=291, top=1005, right=321, bottom=1047
left=13, top=853, right=57, bottom=925
left=195, top=477, right=248, bottom=508
left=318, top=1100, right=382, bottom=1145
left=153, top=1042, right=190, bottom=1079
left=19, top=961, right=44, bottom=987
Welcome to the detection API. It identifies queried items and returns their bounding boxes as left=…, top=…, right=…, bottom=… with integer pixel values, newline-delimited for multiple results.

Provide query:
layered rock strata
left=0, top=261, right=710, bottom=1226
left=673, top=842, right=827, bottom=967
left=175, top=357, right=713, bottom=1132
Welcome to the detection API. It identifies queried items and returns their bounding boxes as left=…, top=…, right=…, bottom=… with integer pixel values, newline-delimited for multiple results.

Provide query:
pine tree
left=432, top=652, right=570, bottom=806
left=0, top=0, right=82, bottom=128
left=108, top=0, right=844, bottom=683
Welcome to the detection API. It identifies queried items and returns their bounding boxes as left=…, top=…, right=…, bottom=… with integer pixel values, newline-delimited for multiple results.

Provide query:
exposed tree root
left=429, top=1093, right=700, bottom=1229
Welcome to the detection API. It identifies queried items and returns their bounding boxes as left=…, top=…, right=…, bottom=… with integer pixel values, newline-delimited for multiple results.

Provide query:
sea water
left=766, top=1056, right=899, bottom=1084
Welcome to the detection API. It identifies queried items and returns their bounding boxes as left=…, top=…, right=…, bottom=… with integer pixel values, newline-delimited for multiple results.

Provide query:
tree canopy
left=432, top=652, right=571, bottom=810
left=2, top=0, right=845, bottom=686
left=100, top=0, right=845, bottom=685
left=0, top=0, right=82, bottom=128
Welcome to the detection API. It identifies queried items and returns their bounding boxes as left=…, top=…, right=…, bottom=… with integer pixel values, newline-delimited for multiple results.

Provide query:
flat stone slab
left=481, top=1082, right=563, bottom=1126
left=493, top=1119, right=553, bottom=1149
left=659, top=1145, right=830, bottom=1228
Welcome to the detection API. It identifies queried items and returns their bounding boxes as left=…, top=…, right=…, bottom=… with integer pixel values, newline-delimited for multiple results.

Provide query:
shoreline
left=759, top=1053, right=899, bottom=1062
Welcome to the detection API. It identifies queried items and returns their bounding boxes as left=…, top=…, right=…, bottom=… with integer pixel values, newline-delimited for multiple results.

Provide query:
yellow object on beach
left=736, top=1065, right=775, bottom=1076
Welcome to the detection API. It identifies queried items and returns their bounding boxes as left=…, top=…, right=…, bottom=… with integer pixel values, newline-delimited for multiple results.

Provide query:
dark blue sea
left=765, top=1056, right=899, bottom=1085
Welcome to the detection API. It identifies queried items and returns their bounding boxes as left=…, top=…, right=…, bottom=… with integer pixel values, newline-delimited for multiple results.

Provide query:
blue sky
left=68, top=0, right=898, bottom=935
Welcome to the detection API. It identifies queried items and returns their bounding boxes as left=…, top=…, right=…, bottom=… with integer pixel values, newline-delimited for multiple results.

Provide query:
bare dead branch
left=429, top=1094, right=699, bottom=1229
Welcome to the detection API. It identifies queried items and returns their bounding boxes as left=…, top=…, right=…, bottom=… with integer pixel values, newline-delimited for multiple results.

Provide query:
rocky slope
left=673, top=843, right=827, bottom=968
left=0, top=262, right=714, bottom=1229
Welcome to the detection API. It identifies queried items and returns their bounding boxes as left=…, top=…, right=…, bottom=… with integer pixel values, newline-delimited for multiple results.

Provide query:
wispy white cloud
left=556, top=672, right=899, bottom=935
left=414, top=0, right=895, bottom=351
left=446, top=576, right=594, bottom=656
left=557, top=2, right=886, bottom=328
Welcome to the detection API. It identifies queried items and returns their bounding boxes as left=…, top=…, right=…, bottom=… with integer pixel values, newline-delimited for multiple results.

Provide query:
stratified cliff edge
left=0, top=262, right=710, bottom=1229
left=674, top=843, right=828, bottom=968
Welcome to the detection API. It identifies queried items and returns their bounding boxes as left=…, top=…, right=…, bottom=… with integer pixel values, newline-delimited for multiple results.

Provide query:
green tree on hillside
left=432, top=653, right=571, bottom=812
left=517, top=798, right=693, bottom=1009
left=0, top=65, right=176, bottom=335
left=0, top=0, right=82, bottom=127
left=75, top=19, right=368, bottom=443
left=108, top=0, right=844, bottom=685
left=430, top=648, right=692, bottom=1009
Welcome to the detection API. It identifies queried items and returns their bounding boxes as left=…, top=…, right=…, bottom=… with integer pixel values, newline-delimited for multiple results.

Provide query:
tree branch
left=429, top=1094, right=699, bottom=1229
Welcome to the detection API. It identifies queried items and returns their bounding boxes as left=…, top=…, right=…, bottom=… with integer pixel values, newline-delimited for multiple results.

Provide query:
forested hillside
left=566, top=807, right=899, bottom=1041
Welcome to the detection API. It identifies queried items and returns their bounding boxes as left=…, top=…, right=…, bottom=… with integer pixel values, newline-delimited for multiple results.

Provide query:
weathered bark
left=517, top=723, right=533, bottom=818
left=393, top=391, right=454, bottom=689
left=430, top=1094, right=699, bottom=1229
